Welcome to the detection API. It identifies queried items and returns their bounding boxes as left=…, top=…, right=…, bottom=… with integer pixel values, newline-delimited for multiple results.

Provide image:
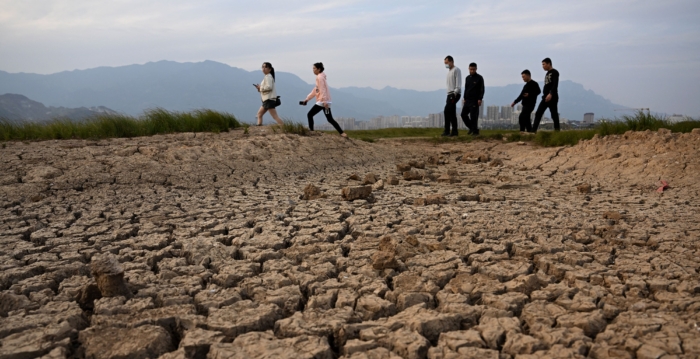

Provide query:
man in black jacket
left=461, top=62, right=484, bottom=136
left=532, top=57, right=560, bottom=132
left=511, top=70, right=541, bottom=133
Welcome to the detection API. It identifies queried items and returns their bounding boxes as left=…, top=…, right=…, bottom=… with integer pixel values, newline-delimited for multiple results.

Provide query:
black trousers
left=443, top=94, right=460, bottom=134
left=461, top=100, right=480, bottom=134
left=533, top=98, right=560, bottom=132
left=519, top=106, right=534, bottom=132
left=308, top=105, right=344, bottom=134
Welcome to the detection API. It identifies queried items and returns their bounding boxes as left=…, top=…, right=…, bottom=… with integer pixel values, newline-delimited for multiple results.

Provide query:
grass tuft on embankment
left=0, top=108, right=240, bottom=141
left=339, top=112, right=700, bottom=147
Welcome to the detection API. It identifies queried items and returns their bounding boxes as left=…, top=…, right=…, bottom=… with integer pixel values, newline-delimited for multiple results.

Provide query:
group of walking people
left=254, top=62, right=346, bottom=138
left=255, top=56, right=560, bottom=138
left=442, top=56, right=560, bottom=136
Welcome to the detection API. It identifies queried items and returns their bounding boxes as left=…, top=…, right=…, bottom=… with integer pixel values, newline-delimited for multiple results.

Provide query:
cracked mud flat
left=1, top=126, right=700, bottom=359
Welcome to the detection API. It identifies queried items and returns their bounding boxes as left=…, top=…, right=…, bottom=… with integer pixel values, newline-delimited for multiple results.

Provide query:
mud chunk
left=79, top=325, right=174, bottom=359
left=414, top=194, right=447, bottom=206
left=342, top=186, right=373, bottom=201
left=577, top=183, right=592, bottom=194
left=90, top=254, right=132, bottom=298
left=208, top=332, right=333, bottom=359
left=302, top=184, right=327, bottom=200
left=363, top=173, right=378, bottom=185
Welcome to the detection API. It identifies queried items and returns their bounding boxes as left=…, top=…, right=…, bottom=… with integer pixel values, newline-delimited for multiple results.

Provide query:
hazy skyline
left=1, top=0, right=699, bottom=116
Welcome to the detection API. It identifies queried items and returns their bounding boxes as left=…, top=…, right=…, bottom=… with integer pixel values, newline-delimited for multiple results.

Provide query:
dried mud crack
left=1, top=127, right=700, bottom=359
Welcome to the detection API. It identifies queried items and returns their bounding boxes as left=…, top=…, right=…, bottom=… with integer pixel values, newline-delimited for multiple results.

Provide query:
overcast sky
left=1, top=0, right=699, bottom=116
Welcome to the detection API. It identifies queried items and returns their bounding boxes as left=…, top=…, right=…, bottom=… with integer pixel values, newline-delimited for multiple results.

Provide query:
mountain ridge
left=0, top=60, right=627, bottom=123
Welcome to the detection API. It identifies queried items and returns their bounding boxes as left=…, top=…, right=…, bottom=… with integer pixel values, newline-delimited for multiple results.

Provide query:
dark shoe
left=471, top=131, right=480, bottom=137
left=440, top=132, right=450, bottom=137
left=467, top=130, right=473, bottom=135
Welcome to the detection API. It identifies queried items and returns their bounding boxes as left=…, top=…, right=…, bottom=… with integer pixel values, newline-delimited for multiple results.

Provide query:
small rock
left=348, top=173, right=361, bottom=181
left=414, top=194, right=447, bottom=206
left=489, top=159, right=504, bottom=167
left=577, top=183, right=591, bottom=194
left=363, top=173, right=378, bottom=185
left=396, top=163, right=411, bottom=172
left=371, top=251, right=399, bottom=270
left=387, top=175, right=399, bottom=185
left=90, top=254, right=131, bottom=298
left=341, top=186, right=373, bottom=201
left=302, top=184, right=326, bottom=200
left=372, top=179, right=385, bottom=191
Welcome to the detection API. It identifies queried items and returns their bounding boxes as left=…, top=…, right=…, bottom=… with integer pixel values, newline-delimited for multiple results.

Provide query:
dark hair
left=542, top=58, right=552, bottom=65
left=521, top=69, right=531, bottom=76
left=469, top=62, right=477, bottom=68
left=313, top=62, right=324, bottom=72
left=263, top=62, right=275, bottom=80
left=444, top=56, right=454, bottom=62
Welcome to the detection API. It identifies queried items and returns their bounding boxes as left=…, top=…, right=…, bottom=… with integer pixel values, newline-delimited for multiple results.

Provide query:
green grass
left=0, top=108, right=240, bottom=141
left=276, top=120, right=309, bottom=136
left=338, top=111, right=700, bottom=147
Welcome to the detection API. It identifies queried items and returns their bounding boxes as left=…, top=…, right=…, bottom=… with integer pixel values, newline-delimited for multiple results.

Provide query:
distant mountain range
left=0, top=60, right=628, bottom=123
left=0, top=93, right=119, bottom=122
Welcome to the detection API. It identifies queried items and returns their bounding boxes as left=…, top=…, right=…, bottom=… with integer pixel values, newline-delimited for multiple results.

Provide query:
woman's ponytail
left=263, top=62, right=275, bottom=80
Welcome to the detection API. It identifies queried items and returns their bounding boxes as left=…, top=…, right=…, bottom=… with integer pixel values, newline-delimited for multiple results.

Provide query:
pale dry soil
left=1, top=126, right=699, bottom=359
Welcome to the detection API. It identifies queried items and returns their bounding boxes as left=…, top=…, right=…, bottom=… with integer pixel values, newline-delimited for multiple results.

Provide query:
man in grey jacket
left=442, top=56, right=462, bottom=137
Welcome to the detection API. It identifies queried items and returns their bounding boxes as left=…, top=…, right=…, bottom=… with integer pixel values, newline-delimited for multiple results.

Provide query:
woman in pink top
left=299, top=62, right=346, bottom=137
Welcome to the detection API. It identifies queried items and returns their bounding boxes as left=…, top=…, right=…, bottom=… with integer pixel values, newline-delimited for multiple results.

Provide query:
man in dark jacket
left=511, top=69, right=541, bottom=133
left=461, top=63, right=484, bottom=136
left=532, top=57, right=560, bottom=132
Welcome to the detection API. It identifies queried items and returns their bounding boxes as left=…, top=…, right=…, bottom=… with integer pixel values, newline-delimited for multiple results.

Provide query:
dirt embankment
left=1, top=127, right=699, bottom=359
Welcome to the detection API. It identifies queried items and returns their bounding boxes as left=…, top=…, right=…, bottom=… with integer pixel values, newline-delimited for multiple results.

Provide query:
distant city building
left=428, top=113, right=444, bottom=128
left=487, top=105, right=499, bottom=121
left=667, top=114, right=689, bottom=123
left=500, top=106, right=513, bottom=120
left=583, top=113, right=595, bottom=124
left=479, top=102, right=485, bottom=119
left=336, top=117, right=356, bottom=131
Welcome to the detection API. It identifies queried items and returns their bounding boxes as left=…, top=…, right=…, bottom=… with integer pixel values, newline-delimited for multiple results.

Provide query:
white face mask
left=445, top=64, right=450, bottom=69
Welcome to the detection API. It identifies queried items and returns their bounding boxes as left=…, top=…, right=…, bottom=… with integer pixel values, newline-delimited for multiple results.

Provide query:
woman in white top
left=254, top=62, right=284, bottom=126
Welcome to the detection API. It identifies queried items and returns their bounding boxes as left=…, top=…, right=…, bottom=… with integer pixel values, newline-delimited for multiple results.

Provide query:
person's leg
left=322, top=107, right=346, bottom=136
left=443, top=97, right=452, bottom=135
left=469, top=104, right=480, bottom=135
left=550, top=101, right=560, bottom=131
left=460, top=107, right=472, bottom=133
left=307, top=105, right=323, bottom=131
left=521, top=107, right=534, bottom=132
left=450, top=104, right=458, bottom=135
left=267, top=108, right=284, bottom=126
left=256, top=106, right=267, bottom=125
left=532, top=101, right=547, bottom=132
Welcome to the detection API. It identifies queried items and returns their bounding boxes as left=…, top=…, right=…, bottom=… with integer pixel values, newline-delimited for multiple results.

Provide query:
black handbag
left=275, top=96, right=281, bottom=106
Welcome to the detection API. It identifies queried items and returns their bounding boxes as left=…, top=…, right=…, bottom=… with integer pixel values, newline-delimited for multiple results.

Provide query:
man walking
left=461, top=63, right=484, bottom=136
left=442, top=56, right=462, bottom=137
left=511, top=70, right=541, bottom=133
left=532, top=58, right=560, bottom=132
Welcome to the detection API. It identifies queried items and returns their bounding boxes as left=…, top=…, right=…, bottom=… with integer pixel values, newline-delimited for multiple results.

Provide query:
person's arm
left=550, top=70, right=559, bottom=96
left=454, top=68, right=462, bottom=95
left=532, top=82, right=542, bottom=97
left=478, top=76, right=485, bottom=105
left=260, top=75, right=273, bottom=94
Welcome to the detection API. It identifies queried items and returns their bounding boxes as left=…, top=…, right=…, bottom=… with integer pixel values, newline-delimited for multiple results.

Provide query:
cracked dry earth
left=1, top=126, right=700, bottom=359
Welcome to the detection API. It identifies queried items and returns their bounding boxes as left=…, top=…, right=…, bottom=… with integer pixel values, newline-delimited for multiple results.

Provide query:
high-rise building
left=479, top=102, right=485, bottom=119
left=500, top=106, right=513, bottom=120
left=487, top=106, right=499, bottom=121
left=583, top=113, right=595, bottom=124
left=428, top=113, right=444, bottom=128
left=336, top=117, right=356, bottom=131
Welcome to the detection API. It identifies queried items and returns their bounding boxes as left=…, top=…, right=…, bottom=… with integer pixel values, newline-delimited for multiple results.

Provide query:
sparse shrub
left=243, top=123, right=250, bottom=135
left=280, top=120, right=309, bottom=136
left=0, top=108, right=239, bottom=141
